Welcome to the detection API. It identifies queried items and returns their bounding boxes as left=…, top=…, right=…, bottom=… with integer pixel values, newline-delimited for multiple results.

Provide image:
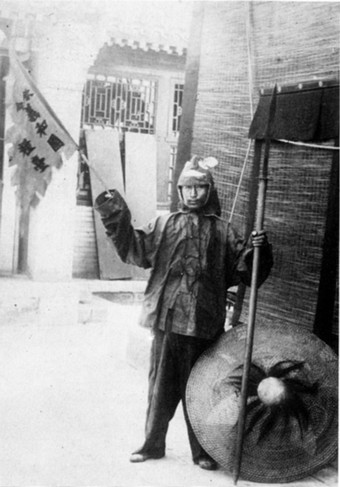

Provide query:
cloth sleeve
left=94, top=190, right=160, bottom=269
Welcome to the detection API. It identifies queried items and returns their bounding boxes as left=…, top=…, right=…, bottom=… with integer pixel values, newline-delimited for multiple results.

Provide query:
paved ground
left=0, top=277, right=337, bottom=487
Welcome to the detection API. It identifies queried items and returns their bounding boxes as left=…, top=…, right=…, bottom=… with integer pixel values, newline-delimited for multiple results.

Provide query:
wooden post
left=170, top=2, right=204, bottom=212
left=313, top=138, right=339, bottom=350
left=0, top=55, right=9, bottom=237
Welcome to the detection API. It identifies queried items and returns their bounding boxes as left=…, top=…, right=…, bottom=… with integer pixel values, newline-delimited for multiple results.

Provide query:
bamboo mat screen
left=191, top=1, right=339, bottom=332
left=240, top=143, right=333, bottom=330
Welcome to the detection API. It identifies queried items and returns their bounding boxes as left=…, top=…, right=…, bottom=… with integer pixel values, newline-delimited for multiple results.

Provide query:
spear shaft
left=233, top=84, right=277, bottom=484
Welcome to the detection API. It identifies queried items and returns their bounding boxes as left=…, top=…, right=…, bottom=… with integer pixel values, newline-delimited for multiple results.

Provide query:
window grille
left=168, top=145, right=177, bottom=201
left=81, top=76, right=157, bottom=134
left=167, top=83, right=184, bottom=201
left=172, top=83, right=184, bottom=136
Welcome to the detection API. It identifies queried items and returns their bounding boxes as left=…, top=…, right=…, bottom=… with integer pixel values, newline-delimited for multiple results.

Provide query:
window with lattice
left=81, top=76, right=157, bottom=134
left=171, top=83, right=183, bottom=136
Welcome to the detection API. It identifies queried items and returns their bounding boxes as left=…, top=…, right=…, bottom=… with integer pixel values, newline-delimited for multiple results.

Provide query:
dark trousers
left=134, top=329, right=214, bottom=462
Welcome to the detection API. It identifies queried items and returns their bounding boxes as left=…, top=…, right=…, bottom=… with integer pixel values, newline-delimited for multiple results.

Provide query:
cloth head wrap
left=177, top=155, right=218, bottom=188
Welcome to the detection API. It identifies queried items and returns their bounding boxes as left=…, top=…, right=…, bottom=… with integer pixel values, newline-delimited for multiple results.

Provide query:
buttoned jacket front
left=95, top=190, right=273, bottom=340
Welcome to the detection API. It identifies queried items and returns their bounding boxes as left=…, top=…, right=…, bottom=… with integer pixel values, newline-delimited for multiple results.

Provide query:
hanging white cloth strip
left=275, top=139, right=339, bottom=151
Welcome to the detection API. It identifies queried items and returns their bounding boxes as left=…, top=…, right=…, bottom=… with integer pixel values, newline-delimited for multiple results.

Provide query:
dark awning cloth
left=248, top=79, right=339, bottom=142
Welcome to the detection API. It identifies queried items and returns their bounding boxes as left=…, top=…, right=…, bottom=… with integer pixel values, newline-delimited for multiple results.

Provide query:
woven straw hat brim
left=186, top=322, right=338, bottom=483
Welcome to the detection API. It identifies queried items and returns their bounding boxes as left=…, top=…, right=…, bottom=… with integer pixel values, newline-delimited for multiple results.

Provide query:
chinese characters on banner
left=6, top=43, right=78, bottom=208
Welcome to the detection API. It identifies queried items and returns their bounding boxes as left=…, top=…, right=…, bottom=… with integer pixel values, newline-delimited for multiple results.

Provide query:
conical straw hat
left=186, top=322, right=338, bottom=483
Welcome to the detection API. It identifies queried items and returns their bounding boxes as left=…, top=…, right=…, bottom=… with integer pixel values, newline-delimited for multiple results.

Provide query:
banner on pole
left=6, top=42, right=78, bottom=208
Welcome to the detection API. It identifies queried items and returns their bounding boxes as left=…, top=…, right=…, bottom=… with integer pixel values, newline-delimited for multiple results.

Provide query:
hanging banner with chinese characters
left=6, top=42, right=78, bottom=208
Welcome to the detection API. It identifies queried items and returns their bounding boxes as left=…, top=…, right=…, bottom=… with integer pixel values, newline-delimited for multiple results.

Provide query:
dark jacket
left=95, top=189, right=273, bottom=340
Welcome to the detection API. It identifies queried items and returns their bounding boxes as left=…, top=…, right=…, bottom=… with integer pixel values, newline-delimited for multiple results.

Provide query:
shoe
left=195, top=457, right=218, bottom=470
left=129, top=452, right=165, bottom=463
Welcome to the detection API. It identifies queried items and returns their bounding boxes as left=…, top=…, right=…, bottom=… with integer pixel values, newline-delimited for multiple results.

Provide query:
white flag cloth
left=6, top=42, right=78, bottom=207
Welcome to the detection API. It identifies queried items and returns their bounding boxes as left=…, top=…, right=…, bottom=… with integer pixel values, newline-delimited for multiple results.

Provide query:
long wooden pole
left=233, top=85, right=277, bottom=484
